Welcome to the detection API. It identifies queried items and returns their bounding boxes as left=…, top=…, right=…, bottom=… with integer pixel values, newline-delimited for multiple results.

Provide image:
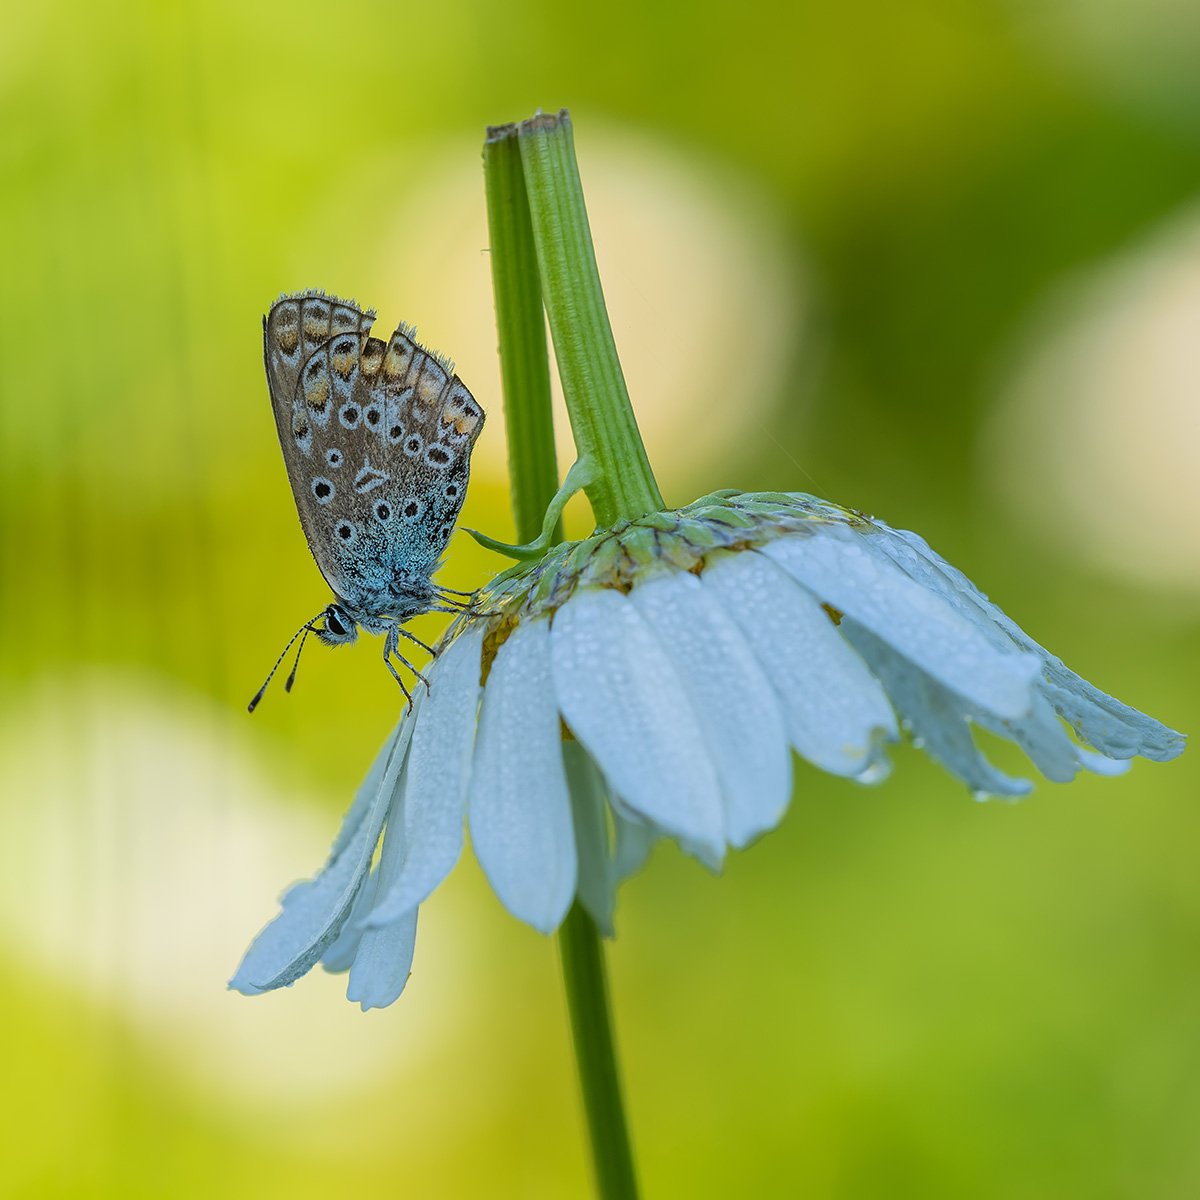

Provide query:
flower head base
left=232, top=490, right=1184, bottom=1009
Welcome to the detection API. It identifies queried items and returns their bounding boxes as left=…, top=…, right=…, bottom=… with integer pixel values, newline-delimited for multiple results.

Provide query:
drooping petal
left=346, top=906, right=418, bottom=1011
left=843, top=621, right=1032, bottom=797
left=468, top=618, right=576, bottom=934
left=613, top=810, right=657, bottom=881
left=702, top=551, right=897, bottom=781
left=629, top=570, right=792, bottom=847
left=763, top=528, right=1040, bottom=720
left=229, top=718, right=413, bottom=994
left=366, top=625, right=484, bottom=926
left=348, top=757, right=421, bottom=1009
left=866, top=525, right=1185, bottom=760
left=321, top=865, right=379, bottom=974
left=563, top=740, right=617, bottom=936
left=326, top=724, right=394, bottom=859
left=1077, top=749, right=1131, bottom=777
left=550, top=586, right=726, bottom=862
left=973, top=692, right=1084, bottom=784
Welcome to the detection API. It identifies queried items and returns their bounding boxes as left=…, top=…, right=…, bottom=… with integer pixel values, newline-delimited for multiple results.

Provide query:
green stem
left=516, top=110, right=664, bottom=528
left=559, top=902, right=640, bottom=1200
left=483, top=127, right=561, bottom=544
left=483, top=120, right=640, bottom=1200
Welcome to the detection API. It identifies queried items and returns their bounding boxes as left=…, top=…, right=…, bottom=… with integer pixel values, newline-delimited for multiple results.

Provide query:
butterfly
left=251, top=290, right=485, bottom=710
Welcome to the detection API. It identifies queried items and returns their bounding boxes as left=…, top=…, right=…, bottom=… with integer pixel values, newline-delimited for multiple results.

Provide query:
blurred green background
left=2, top=0, right=1198, bottom=1196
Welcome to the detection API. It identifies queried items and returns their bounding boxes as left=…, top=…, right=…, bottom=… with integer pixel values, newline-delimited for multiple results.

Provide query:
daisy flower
left=230, top=489, right=1183, bottom=1008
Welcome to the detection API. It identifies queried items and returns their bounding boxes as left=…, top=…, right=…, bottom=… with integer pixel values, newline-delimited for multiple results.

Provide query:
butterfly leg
left=396, top=626, right=437, bottom=658
left=383, top=623, right=432, bottom=703
left=382, top=651, right=416, bottom=710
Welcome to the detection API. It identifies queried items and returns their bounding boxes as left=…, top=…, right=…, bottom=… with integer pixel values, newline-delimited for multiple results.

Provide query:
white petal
left=613, top=810, right=656, bottom=881
left=229, top=718, right=412, bottom=994
left=328, top=730, right=393, bottom=858
left=563, top=741, right=616, bottom=937
left=320, top=865, right=379, bottom=974
left=629, top=571, right=792, bottom=847
left=974, top=692, right=1082, bottom=784
left=348, top=755, right=421, bottom=1008
left=869, top=525, right=1185, bottom=760
left=1077, top=749, right=1131, bottom=777
left=550, top=587, right=725, bottom=861
left=844, top=622, right=1032, bottom=798
left=468, top=618, right=576, bottom=934
left=763, top=528, right=1040, bottom=720
left=367, top=625, right=484, bottom=926
left=346, top=906, right=418, bottom=1011
left=702, top=552, right=897, bottom=780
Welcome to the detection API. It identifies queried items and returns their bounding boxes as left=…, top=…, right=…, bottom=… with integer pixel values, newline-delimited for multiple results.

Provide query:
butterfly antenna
left=248, top=615, right=318, bottom=713
left=283, top=621, right=317, bottom=694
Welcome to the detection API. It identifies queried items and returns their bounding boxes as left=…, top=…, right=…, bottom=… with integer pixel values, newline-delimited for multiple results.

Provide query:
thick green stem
left=559, top=902, right=640, bottom=1200
left=483, top=128, right=560, bottom=544
left=483, top=120, right=640, bottom=1200
left=516, top=110, right=664, bottom=528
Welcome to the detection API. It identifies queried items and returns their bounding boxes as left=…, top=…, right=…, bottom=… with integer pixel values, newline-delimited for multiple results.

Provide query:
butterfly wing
left=264, top=291, right=376, bottom=599
left=361, top=326, right=486, bottom=589
left=263, top=291, right=484, bottom=613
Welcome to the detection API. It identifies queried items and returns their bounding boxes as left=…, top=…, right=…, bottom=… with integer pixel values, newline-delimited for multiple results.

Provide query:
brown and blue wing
left=263, top=291, right=484, bottom=612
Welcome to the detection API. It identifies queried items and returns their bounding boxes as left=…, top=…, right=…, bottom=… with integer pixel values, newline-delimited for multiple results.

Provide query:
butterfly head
left=315, top=603, right=359, bottom=647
